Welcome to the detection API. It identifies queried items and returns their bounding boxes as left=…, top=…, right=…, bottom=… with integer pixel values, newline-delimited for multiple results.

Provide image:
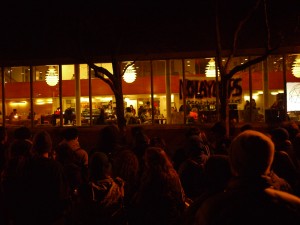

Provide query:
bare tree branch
left=226, top=0, right=262, bottom=70
left=121, top=61, right=136, bottom=76
left=232, top=0, right=262, bottom=54
left=228, top=46, right=277, bottom=77
left=263, top=0, right=271, bottom=50
left=88, top=63, right=115, bottom=91
left=215, top=0, right=226, bottom=75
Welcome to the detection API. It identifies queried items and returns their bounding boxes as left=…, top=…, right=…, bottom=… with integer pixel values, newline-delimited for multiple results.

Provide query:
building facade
left=1, top=53, right=300, bottom=127
left=1, top=2, right=299, bottom=128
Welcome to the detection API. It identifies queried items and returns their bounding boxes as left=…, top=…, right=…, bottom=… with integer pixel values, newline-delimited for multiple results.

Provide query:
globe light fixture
left=45, top=66, right=59, bottom=86
left=123, top=63, right=136, bottom=83
left=205, top=58, right=218, bottom=77
left=292, top=55, right=300, bottom=78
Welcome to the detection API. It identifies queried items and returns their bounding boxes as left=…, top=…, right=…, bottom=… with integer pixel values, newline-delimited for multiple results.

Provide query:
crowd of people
left=1, top=121, right=300, bottom=225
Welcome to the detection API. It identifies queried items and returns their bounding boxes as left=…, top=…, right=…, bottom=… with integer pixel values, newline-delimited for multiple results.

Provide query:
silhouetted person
left=173, top=126, right=205, bottom=171
left=96, top=107, right=106, bottom=125
left=9, top=109, right=18, bottom=123
left=182, top=154, right=232, bottom=225
left=112, top=148, right=140, bottom=207
left=192, top=130, right=300, bottom=225
left=76, top=152, right=126, bottom=225
left=125, top=107, right=134, bottom=125
left=59, top=127, right=89, bottom=183
left=91, top=124, right=125, bottom=158
left=0, top=126, right=8, bottom=173
left=64, top=107, right=75, bottom=125
left=240, top=123, right=254, bottom=132
left=13, top=126, right=32, bottom=143
left=178, top=135, right=209, bottom=200
left=270, top=127, right=300, bottom=195
left=1, top=139, right=32, bottom=225
left=55, top=142, right=87, bottom=224
left=18, top=130, right=69, bottom=225
left=130, top=147, right=186, bottom=225
left=207, top=121, right=230, bottom=155
left=0, top=126, right=8, bottom=225
left=130, top=126, right=150, bottom=178
left=281, top=122, right=300, bottom=169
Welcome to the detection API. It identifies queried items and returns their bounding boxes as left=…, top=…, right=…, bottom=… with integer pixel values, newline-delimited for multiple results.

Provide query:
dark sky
left=0, top=1, right=299, bottom=63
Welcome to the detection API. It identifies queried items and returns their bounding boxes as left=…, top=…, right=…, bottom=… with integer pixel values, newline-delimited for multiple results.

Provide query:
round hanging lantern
left=292, top=55, right=300, bottom=78
left=123, top=64, right=136, bottom=83
left=45, top=66, right=59, bottom=86
left=205, top=58, right=218, bottom=78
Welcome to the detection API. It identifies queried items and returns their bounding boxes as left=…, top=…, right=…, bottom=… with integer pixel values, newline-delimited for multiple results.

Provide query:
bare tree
left=77, top=5, right=136, bottom=133
left=88, top=60, right=135, bottom=132
left=214, top=0, right=280, bottom=136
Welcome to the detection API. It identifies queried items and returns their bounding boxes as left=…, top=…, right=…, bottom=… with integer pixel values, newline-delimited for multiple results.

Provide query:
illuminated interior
left=0, top=54, right=299, bottom=126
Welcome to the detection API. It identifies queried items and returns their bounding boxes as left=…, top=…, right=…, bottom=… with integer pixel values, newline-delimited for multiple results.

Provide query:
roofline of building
left=1, top=45, right=300, bottom=67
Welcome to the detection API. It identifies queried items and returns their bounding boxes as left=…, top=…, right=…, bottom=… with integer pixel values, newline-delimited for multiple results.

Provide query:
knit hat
left=229, top=130, right=274, bottom=176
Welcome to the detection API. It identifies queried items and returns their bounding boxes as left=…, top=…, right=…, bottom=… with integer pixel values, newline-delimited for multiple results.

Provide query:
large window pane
left=182, top=58, right=218, bottom=124
left=0, top=67, right=3, bottom=125
left=286, top=54, right=300, bottom=121
left=61, top=64, right=90, bottom=126
left=231, top=57, right=264, bottom=123
left=32, top=65, right=60, bottom=126
left=265, top=55, right=285, bottom=123
left=89, top=63, right=114, bottom=125
left=170, top=59, right=183, bottom=124
left=5, top=66, right=31, bottom=126
left=152, top=60, right=167, bottom=124
left=122, top=61, right=152, bottom=125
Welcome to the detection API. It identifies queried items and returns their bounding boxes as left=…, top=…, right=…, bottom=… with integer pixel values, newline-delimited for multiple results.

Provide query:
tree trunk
left=111, top=59, right=126, bottom=133
left=114, top=88, right=126, bottom=132
left=219, top=77, right=230, bottom=137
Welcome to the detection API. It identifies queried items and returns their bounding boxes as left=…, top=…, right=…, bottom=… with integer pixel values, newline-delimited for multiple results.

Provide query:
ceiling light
left=292, top=55, right=300, bottom=78
left=123, top=63, right=136, bottom=83
left=205, top=58, right=218, bottom=77
left=45, top=66, right=59, bottom=86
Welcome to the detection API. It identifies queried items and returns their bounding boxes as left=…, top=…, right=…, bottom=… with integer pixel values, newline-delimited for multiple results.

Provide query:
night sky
left=0, top=1, right=299, bottom=63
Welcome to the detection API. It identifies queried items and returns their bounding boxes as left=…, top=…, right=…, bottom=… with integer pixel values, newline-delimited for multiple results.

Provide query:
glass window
left=170, top=59, right=183, bottom=124
left=122, top=61, right=152, bottom=125
left=182, top=58, right=218, bottom=124
left=0, top=67, right=3, bottom=125
left=228, top=57, right=264, bottom=123
left=152, top=60, right=167, bottom=124
left=5, top=66, right=31, bottom=126
left=61, top=64, right=90, bottom=126
left=33, top=65, right=60, bottom=126
left=286, top=54, right=300, bottom=121
left=265, top=55, right=285, bottom=123
left=89, top=63, right=114, bottom=125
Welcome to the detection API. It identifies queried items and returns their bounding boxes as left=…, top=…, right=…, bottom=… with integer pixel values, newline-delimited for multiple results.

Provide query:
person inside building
left=271, top=93, right=284, bottom=110
left=64, top=107, right=75, bottom=125
left=125, top=107, right=135, bottom=125
left=96, top=107, right=106, bottom=125
left=187, top=108, right=198, bottom=124
left=9, top=109, right=18, bottom=123
left=130, top=105, right=136, bottom=116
